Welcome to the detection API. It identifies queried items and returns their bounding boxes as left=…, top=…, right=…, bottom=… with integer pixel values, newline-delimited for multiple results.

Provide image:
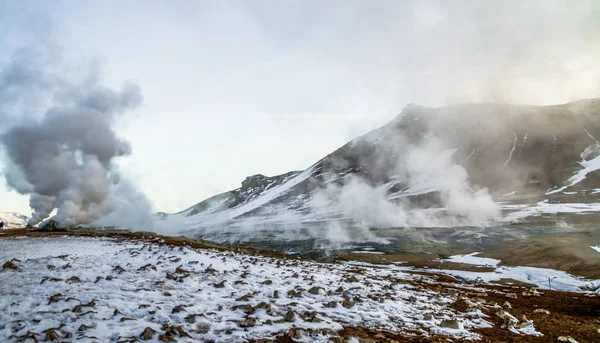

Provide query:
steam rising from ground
left=0, top=44, right=182, bottom=230
left=312, top=136, right=500, bottom=229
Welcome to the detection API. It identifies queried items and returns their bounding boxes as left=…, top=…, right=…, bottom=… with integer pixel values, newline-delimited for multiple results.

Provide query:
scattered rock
left=505, top=293, right=518, bottom=299
left=342, top=299, right=355, bottom=309
left=172, top=305, right=186, bottom=313
left=113, top=265, right=126, bottom=273
left=158, top=334, right=177, bottom=342
left=240, top=317, right=256, bottom=327
left=515, top=320, right=533, bottom=329
left=48, top=293, right=64, bottom=305
left=161, top=324, right=191, bottom=338
left=284, top=309, right=295, bottom=322
left=236, top=294, right=251, bottom=302
left=214, top=280, right=226, bottom=288
left=78, top=324, right=92, bottom=331
left=346, top=275, right=359, bottom=283
left=66, top=276, right=81, bottom=284
left=72, top=299, right=96, bottom=313
left=192, top=323, right=210, bottom=334
left=557, top=336, right=579, bottom=343
left=440, top=319, right=461, bottom=329
left=496, top=310, right=519, bottom=328
left=503, top=301, right=512, bottom=309
left=324, top=301, right=337, bottom=308
left=44, top=328, right=60, bottom=341
left=175, top=265, right=188, bottom=274
left=40, top=276, right=62, bottom=284
left=184, top=314, right=202, bottom=323
left=308, top=286, right=321, bottom=295
left=21, top=331, right=40, bottom=341
left=139, top=327, right=157, bottom=340
left=2, top=261, right=18, bottom=271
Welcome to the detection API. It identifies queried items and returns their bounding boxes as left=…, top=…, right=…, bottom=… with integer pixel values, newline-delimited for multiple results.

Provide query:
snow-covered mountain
left=171, top=99, right=600, bottom=237
left=0, top=212, right=29, bottom=229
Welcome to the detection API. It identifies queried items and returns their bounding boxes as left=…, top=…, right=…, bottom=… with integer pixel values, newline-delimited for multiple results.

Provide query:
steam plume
left=0, top=44, right=149, bottom=228
left=311, top=135, right=500, bottom=229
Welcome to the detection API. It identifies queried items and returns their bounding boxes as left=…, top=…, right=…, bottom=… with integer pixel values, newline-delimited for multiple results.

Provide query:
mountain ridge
left=171, top=99, right=600, bottom=237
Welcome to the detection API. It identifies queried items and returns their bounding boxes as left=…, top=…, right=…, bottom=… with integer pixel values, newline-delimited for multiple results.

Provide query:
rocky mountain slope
left=172, top=99, right=600, bottom=237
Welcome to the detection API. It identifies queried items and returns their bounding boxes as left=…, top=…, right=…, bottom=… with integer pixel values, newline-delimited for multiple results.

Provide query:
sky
left=1, top=0, right=600, bottom=215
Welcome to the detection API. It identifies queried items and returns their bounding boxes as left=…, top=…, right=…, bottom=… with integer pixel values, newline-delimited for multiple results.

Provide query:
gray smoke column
left=0, top=45, right=144, bottom=227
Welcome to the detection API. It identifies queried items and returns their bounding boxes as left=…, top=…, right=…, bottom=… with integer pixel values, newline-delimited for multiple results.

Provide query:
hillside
left=171, top=99, right=600, bottom=240
left=0, top=212, right=29, bottom=229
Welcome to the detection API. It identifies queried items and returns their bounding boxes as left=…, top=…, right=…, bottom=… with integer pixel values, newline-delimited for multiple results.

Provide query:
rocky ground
left=0, top=229, right=599, bottom=342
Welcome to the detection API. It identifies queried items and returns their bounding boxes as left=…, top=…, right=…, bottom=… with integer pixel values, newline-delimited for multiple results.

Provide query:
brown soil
left=335, top=251, right=497, bottom=273
left=482, top=230, right=600, bottom=279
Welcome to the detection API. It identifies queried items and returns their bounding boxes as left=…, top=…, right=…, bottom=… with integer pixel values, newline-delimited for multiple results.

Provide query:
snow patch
left=443, top=252, right=500, bottom=267
left=547, top=144, right=600, bottom=195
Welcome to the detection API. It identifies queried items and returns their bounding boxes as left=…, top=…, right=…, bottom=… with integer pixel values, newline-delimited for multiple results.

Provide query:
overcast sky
left=1, top=0, right=599, bottom=215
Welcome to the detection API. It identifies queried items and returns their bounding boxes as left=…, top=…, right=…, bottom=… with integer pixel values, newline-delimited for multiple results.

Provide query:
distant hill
left=0, top=212, right=29, bottom=229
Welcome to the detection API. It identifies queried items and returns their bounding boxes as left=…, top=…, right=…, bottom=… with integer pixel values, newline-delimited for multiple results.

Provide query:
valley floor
left=0, top=230, right=599, bottom=342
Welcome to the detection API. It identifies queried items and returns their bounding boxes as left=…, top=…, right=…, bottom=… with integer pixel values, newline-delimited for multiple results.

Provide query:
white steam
left=312, top=135, right=500, bottom=229
left=0, top=43, right=181, bottom=231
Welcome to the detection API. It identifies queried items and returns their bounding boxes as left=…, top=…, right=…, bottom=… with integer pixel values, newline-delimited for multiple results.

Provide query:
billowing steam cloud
left=312, top=135, right=500, bottom=229
left=0, top=44, right=175, bottom=229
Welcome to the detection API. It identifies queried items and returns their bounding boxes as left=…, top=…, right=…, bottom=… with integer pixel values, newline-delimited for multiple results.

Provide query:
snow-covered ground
left=0, top=236, right=499, bottom=342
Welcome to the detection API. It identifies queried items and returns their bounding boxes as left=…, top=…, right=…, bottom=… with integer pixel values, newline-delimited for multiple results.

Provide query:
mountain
left=171, top=99, right=600, bottom=239
left=0, top=212, right=29, bottom=229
